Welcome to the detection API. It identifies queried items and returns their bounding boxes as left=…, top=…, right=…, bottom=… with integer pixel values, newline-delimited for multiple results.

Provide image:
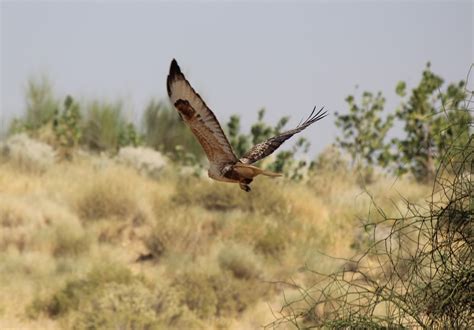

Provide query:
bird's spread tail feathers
left=233, top=163, right=282, bottom=179
left=260, top=169, right=282, bottom=177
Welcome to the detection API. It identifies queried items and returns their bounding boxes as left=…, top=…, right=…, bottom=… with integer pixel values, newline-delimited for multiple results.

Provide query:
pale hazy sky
left=1, top=1, right=473, bottom=154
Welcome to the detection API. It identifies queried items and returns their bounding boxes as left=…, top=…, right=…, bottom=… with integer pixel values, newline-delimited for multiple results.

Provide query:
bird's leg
left=239, top=182, right=251, bottom=192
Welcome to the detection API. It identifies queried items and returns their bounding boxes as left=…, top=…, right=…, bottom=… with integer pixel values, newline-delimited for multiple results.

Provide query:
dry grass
left=0, top=144, right=431, bottom=329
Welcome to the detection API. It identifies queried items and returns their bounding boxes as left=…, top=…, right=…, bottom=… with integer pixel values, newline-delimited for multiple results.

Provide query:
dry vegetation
left=0, top=136, right=434, bottom=329
left=269, top=135, right=473, bottom=328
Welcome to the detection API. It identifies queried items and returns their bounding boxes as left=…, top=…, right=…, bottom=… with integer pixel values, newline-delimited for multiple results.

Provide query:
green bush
left=9, top=76, right=58, bottom=134
left=142, top=100, right=203, bottom=162
left=81, top=100, right=136, bottom=152
left=52, top=96, right=82, bottom=160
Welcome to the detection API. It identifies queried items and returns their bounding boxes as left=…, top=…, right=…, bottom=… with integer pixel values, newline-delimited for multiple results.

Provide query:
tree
left=81, top=100, right=135, bottom=152
left=226, top=115, right=250, bottom=157
left=335, top=90, right=394, bottom=178
left=118, top=123, right=142, bottom=149
left=53, top=95, right=82, bottom=160
left=393, top=63, right=471, bottom=182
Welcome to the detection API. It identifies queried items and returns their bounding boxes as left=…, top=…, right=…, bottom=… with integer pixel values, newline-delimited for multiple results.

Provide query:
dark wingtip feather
left=169, top=59, right=181, bottom=75
left=298, top=106, right=328, bottom=128
left=167, top=59, right=182, bottom=97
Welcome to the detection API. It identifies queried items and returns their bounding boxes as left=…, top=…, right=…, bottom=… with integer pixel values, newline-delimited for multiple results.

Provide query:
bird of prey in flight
left=167, top=59, right=327, bottom=192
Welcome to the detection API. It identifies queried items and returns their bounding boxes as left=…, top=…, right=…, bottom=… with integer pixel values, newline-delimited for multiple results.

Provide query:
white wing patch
left=167, top=60, right=237, bottom=164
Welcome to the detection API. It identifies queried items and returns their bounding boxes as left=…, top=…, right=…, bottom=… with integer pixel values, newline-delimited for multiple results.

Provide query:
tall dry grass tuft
left=145, top=206, right=217, bottom=259
left=173, top=176, right=290, bottom=215
left=69, top=164, right=151, bottom=224
left=0, top=195, right=89, bottom=257
left=218, top=242, right=264, bottom=280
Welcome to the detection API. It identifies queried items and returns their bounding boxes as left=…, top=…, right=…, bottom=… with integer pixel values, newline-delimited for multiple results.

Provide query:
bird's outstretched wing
left=167, top=59, right=237, bottom=164
left=239, top=107, right=328, bottom=164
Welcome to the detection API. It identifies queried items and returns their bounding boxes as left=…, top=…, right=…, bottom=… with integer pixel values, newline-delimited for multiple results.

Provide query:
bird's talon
left=240, top=184, right=251, bottom=192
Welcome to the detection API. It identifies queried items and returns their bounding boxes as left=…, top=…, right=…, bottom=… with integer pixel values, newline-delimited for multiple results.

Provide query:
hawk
left=167, top=59, right=327, bottom=192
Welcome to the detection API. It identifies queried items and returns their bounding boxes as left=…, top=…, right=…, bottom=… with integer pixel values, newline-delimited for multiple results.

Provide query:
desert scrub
left=30, top=263, right=135, bottom=318
left=172, top=268, right=272, bottom=320
left=219, top=212, right=291, bottom=258
left=173, top=176, right=289, bottom=215
left=116, top=146, right=168, bottom=179
left=73, top=282, right=159, bottom=330
left=307, top=145, right=355, bottom=196
left=217, top=242, right=263, bottom=280
left=172, top=271, right=218, bottom=319
left=145, top=206, right=218, bottom=259
left=210, top=270, right=272, bottom=318
left=74, top=284, right=158, bottom=329
left=0, top=133, right=56, bottom=173
left=255, top=226, right=288, bottom=258
left=74, top=166, right=142, bottom=221
left=52, top=222, right=91, bottom=257
left=0, top=195, right=89, bottom=256
left=0, top=251, right=56, bottom=280
left=74, top=280, right=205, bottom=329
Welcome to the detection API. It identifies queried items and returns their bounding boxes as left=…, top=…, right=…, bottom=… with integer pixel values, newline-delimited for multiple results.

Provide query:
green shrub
left=118, top=123, right=142, bottom=149
left=52, top=96, right=82, bottom=160
left=142, top=100, right=203, bottom=162
left=81, top=100, right=131, bottom=152
left=9, top=76, right=58, bottom=134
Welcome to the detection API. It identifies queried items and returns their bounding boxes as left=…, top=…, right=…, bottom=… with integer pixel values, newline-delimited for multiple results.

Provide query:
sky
left=1, top=1, right=473, bottom=155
